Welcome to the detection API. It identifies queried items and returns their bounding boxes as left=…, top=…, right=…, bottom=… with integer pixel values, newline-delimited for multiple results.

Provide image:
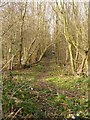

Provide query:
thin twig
left=11, top=107, right=23, bottom=120
left=0, top=2, right=8, bottom=7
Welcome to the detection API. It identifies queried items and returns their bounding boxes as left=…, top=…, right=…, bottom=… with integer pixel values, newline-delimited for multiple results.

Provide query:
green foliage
left=2, top=69, right=89, bottom=119
left=35, top=64, right=45, bottom=72
left=3, top=71, right=39, bottom=119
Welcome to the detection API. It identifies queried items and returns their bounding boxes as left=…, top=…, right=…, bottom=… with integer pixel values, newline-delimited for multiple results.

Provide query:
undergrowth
left=2, top=66, right=89, bottom=120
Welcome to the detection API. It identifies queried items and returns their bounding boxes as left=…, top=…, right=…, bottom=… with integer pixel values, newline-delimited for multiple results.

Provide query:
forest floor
left=2, top=57, right=89, bottom=120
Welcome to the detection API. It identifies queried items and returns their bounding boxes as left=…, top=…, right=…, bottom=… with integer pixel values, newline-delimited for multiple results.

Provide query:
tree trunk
left=68, top=42, right=75, bottom=74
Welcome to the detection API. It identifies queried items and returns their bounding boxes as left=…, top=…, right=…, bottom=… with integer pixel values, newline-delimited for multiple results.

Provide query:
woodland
left=0, top=0, right=90, bottom=120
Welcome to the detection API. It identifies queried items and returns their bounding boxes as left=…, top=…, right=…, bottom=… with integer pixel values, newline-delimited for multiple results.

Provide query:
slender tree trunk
left=74, top=34, right=79, bottom=70
left=19, top=22, right=23, bottom=67
left=68, top=42, right=75, bottom=74
left=55, top=1, right=60, bottom=65
left=19, top=2, right=27, bottom=67
left=77, top=52, right=88, bottom=75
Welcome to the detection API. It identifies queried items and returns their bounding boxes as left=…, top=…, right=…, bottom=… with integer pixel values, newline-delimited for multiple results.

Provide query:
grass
left=2, top=61, right=89, bottom=120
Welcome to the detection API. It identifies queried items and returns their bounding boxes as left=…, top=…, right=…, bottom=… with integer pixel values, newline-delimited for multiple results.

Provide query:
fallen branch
left=0, top=55, right=14, bottom=72
left=0, top=50, right=19, bottom=71
left=30, top=43, right=54, bottom=66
